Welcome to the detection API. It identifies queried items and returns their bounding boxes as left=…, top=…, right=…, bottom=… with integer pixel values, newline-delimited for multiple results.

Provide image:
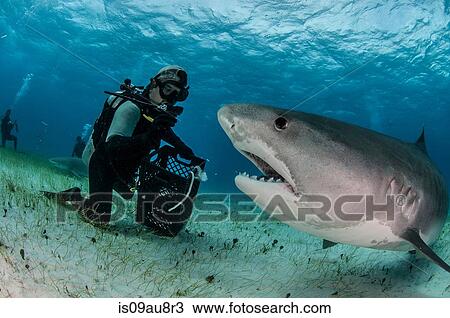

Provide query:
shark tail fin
left=400, top=228, right=450, bottom=273
left=322, top=239, right=338, bottom=249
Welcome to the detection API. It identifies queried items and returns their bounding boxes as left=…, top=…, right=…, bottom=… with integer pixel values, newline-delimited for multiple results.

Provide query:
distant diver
left=58, top=65, right=198, bottom=226
left=72, top=136, right=86, bottom=158
left=13, top=73, right=33, bottom=106
left=1, top=109, right=18, bottom=150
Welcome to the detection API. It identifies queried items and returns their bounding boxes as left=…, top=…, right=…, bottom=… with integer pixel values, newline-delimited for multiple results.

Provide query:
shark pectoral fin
left=400, top=228, right=450, bottom=273
left=322, top=239, right=338, bottom=249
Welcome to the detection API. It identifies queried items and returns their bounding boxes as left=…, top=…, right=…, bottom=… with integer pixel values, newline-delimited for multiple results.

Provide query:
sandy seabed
left=0, top=148, right=449, bottom=298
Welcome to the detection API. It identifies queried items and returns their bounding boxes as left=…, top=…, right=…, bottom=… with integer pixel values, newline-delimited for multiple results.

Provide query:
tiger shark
left=218, top=104, right=450, bottom=272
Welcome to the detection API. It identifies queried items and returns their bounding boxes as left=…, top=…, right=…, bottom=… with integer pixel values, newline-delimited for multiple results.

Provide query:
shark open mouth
left=238, top=151, right=296, bottom=193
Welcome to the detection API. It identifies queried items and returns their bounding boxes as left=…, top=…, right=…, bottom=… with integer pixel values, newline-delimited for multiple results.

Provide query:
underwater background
left=1, top=1, right=450, bottom=298
left=1, top=0, right=450, bottom=193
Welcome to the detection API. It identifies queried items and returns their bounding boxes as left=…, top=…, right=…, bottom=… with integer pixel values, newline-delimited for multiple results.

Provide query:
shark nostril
left=230, top=123, right=235, bottom=129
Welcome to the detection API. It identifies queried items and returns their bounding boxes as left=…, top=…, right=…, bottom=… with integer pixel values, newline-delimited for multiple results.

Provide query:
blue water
left=1, top=1, right=449, bottom=192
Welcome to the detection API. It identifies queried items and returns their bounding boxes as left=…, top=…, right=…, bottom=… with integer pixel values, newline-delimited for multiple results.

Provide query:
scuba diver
left=72, top=136, right=86, bottom=158
left=1, top=109, right=18, bottom=151
left=60, top=65, right=197, bottom=226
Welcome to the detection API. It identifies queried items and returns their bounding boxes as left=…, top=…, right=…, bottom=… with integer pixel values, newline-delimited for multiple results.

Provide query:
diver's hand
left=189, top=156, right=205, bottom=167
left=178, top=147, right=195, bottom=161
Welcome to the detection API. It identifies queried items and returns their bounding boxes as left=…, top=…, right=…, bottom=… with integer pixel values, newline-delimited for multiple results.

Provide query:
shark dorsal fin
left=415, top=128, right=428, bottom=155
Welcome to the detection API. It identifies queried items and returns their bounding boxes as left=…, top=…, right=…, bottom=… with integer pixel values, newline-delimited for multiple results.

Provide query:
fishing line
left=25, top=24, right=121, bottom=85
left=280, top=54, right=381, bottom=118
left=391, top=252, right=431, bottom=276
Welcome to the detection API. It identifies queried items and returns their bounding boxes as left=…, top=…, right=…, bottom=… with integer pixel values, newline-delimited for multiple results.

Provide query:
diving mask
left=159, top=81, right=189, bottom=103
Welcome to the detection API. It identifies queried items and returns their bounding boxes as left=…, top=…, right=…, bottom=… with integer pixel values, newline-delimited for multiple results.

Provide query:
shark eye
left=274, top=117, right=288, bottom=131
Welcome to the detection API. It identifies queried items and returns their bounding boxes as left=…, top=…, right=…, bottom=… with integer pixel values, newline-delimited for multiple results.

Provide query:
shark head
left=218, top=104, right=316, bottom=212
left=218, top=103, right=387, bottom=211
left=49, top=157, right=88, bottom=178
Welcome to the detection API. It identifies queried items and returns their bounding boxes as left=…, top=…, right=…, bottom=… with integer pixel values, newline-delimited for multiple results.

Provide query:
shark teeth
left=238, top=173, right=285, bottom=183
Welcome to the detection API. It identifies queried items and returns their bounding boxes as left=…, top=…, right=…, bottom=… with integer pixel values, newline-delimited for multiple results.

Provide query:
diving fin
left=400, top=228, right=450, bottom=273
left=322, top=239, right=338, bottom=249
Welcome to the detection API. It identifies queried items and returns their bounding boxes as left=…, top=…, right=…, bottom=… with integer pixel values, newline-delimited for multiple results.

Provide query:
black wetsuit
left=1, top=115, right=17, bottom=150
left=72, top=139, right=86, bottom=158
left=82, top=97, right=195, bottom=224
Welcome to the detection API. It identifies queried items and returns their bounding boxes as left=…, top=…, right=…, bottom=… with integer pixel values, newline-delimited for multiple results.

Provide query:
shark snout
left=217, top=105, right=236, bottom=132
